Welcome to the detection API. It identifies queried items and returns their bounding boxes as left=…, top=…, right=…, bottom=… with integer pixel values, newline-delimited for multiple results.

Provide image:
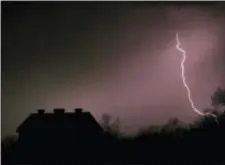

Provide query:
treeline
left=98, top=87, right=225, bottom=163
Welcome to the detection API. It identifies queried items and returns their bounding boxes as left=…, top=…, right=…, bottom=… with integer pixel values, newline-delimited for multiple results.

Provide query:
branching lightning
left=175, top=32, right=219, bottom=125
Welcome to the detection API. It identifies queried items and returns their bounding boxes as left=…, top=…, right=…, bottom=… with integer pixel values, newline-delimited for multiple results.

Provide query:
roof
left=16, top=108, right=103, bottom=134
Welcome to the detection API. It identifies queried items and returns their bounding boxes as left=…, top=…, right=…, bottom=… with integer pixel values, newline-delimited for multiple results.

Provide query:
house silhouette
left=10, top=108, right=110, bottom=164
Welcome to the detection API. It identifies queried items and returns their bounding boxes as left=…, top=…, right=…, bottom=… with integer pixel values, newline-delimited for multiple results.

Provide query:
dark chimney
left=74, top=108, right=83, bottom=114
left=53, top=108, right=65, bottom=114
left=37, top=109, right=45, bottom=114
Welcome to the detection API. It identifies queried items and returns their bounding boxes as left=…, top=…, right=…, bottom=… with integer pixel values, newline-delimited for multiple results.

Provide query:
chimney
left=74, top=108, right=83, bottom=114
left=37, top=109, right=45, bottom=114
left=53, top=108, right=65, bottom=114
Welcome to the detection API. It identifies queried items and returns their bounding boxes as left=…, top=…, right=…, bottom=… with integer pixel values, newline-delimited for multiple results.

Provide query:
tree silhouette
left=100, top=114, right=121, bottom=137
left=211, top=87, right=225, bottom=106
left=100, top=114, right=112, bottom=132
left=161, top=118, right=183, bottom=134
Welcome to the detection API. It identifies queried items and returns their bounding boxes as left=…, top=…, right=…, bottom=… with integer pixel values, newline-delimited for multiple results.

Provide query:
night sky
left=2, top=2, right=225, bottom=136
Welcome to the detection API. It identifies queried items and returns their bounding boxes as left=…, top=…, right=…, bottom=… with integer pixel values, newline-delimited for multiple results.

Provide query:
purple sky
left=2, top=2, right=225, bottom=136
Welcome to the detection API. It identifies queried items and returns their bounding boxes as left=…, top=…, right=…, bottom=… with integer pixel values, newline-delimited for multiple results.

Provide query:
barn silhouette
left=8, top=108, right=117, bottom=164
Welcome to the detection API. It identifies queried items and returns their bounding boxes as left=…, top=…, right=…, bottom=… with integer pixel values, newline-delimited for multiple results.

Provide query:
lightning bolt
left=175, top=32, right=219, bottom=125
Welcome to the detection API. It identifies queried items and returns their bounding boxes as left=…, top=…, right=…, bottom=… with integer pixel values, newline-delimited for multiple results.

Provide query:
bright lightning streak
left=175, top=32, right=219, bottom=125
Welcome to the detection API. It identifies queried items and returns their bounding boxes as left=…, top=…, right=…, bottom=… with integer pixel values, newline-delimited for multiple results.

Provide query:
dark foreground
left=2, top=110, right=225, bottom=165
